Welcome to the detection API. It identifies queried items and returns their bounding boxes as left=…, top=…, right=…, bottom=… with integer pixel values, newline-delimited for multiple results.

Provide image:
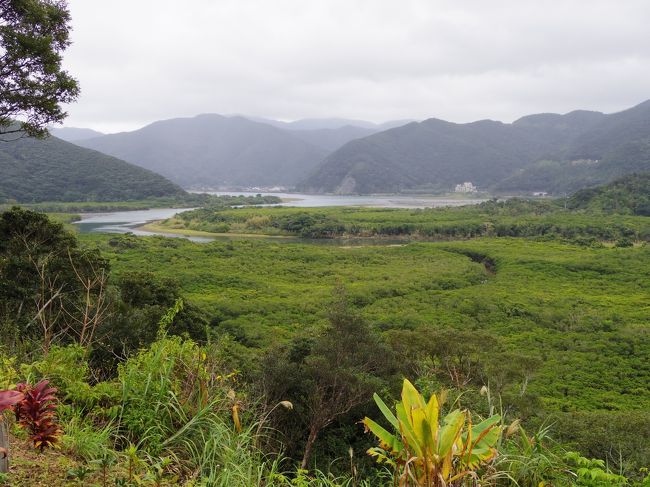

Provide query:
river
left=74, top=192, right=486, bottom=242
left=203, top=191, right=486, bottom=209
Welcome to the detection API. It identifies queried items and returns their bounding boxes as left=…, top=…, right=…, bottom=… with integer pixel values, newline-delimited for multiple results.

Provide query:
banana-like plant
left=362, top=379, right=502, bottom=486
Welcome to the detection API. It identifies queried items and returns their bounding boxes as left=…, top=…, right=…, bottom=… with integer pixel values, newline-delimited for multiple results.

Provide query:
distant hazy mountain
left=301, top=100, right=650, bottom=194
left=241, top=117, right=413, bottom=153
left=287, top=126, right=378, bottom=151
left=50, top=127, right=104, bottom=142
left=244, top=116, right=413, bottom=131
left=76, top=114, right=331, bottom=188
left=263, top=117, right=413, bottom=151
left=0, top=135, right=183, bottom=202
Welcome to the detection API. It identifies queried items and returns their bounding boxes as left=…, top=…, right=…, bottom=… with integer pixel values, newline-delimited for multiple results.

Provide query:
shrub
left=362, top=379, right=501, bottom=486
left=14, top=379, right=61, bottom=451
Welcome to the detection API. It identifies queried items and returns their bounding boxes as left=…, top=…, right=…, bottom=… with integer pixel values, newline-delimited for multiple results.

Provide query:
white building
left=454, top=182, right=478, bottom=193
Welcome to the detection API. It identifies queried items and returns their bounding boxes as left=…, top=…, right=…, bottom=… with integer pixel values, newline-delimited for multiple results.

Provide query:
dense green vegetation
left=88, top=234, right=650, bottom=413
left=160, top=197, right=650, bottom=242
left=568, top=173, right=650, bottom=215
left=301, top=100, right=650, bottom=194
left=0, top=193, right=282, bottom=214
left=1, top=206, right=649, bottom=485
left=0, top=134, right=184, bottom=203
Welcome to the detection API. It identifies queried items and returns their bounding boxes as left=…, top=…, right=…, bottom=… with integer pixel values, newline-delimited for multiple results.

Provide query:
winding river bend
left=74, top=207, right=211, bottom=241
left=74, top=192, right=487, bottom=242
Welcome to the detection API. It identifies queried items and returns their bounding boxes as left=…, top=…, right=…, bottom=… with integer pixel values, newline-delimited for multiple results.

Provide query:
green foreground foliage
left=363, top=379, right=502, bottom=486
left=1, top=206, right=649, bottom=485
left=0, top=0, right=79, bottom=138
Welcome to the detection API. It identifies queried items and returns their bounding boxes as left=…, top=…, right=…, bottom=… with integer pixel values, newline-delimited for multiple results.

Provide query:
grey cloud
left=60, top=0, right=650, bottom=132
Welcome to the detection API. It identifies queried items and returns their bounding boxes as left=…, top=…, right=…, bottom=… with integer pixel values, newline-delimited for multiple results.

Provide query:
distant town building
left=454, top=182, right=478, bottom=193
left=532, top=191, right=549, bottom=197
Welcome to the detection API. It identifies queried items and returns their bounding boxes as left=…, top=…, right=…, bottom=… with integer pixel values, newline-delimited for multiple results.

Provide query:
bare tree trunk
left=67, top=253, right=109, bottom=352
left=0, top=418, right=9, bottom=474
left=300, top=426, right=320, bottom=471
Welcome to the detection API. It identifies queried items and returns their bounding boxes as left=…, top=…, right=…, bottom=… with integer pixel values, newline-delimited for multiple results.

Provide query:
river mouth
left=77, top=216, right=409, bottom=246
left=200, top=191, right=487, bottom=209
left=74, top=208, right=215, bottom=242
left=74, top=193, right=487, bottom=244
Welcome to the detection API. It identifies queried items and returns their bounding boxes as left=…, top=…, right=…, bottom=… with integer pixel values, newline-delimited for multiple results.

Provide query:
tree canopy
left=0, top=0, right=79, bottom=138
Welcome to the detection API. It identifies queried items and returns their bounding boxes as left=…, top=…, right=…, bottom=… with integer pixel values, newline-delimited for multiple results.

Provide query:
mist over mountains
left=50, top=127, right=104, bottom=142
left=73, top=115, right=414, bottom=189
left=64, top=101, right=650, bottom=195
left=75, top=115, right=330, bottom=188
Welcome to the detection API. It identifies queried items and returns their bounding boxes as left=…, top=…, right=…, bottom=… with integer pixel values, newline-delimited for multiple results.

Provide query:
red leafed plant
left=0, top=390, right=23, bottom=412
left=13, top=380, right=61, bottom=451
left=0, top=389, right=24, bottom=459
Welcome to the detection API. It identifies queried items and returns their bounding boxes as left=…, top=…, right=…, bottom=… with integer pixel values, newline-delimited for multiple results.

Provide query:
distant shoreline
left=137, top=221, right=294, bottom=239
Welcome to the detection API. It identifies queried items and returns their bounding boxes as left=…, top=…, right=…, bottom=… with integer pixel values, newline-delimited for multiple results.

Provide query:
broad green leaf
left=401, top=379, right=426, bottom=421
left=373, top=392, right=399, bottom=431
left=395, top=402, right=423, bottom=458
left=425, top=392, right=439, bottom=445
left=362, top=417, right=403, bottom=455
left=411, top=408, right=431, bottom=451
left=473, top=426, right=500, bottom=450
left=363, top=380, right=503, bottom=484
left=438, top=410, right=465, bottom=456
left=470, top=415, right=501, bottom=436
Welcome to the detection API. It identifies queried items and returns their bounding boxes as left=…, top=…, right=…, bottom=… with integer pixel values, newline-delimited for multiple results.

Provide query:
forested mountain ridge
left=301, top=100, right=650, bottom=194
left=66, top=101, right=650, bottom=194
left=71, top=116, right=415, bottom=189
left=75, top=114, right=331, bottom=188
left=0, top=134, right=184, bottom=202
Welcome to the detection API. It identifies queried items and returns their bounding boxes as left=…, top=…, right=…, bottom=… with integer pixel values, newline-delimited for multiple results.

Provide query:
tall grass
left=60, top=414, right=115, bottom=462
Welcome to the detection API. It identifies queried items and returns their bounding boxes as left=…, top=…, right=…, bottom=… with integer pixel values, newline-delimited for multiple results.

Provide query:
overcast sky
left=60, top=0, right=650, bottom=133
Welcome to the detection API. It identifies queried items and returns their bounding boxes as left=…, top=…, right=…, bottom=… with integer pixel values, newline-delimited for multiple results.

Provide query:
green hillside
left=568, top=173, right=650, bottom=215
left=0, top=134, right=184, bottom=202
left=76, top=114, right=329, bottom=188
left=301, top=101, right=650, bottom=194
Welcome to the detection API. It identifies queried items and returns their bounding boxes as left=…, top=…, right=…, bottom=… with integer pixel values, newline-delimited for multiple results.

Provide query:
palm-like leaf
left=363, top=379, right=502, bottom=486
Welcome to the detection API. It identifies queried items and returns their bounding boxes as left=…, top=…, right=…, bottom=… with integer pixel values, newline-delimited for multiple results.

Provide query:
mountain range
left=74, top=115, right=411, bottom=189
left=50, top=127, right=104, bottom=142
left=45, top=101, right=650, bottom=196
left=302, top=101, right=650, bottom=194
